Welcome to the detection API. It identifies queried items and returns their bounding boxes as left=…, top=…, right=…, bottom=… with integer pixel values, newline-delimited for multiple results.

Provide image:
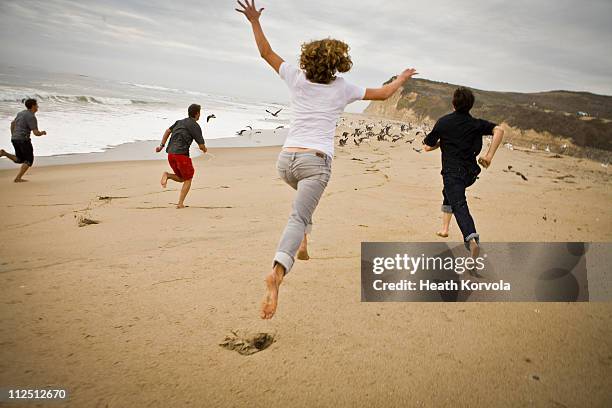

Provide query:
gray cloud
left=1, top=0, right=611, bottom=107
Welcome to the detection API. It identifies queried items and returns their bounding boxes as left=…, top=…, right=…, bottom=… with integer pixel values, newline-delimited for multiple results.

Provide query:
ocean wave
left=124, top=82, right=182, bottom=93
left=122, top=82, right=234, bottom=101
left=0, top=89, right=157, bottom=105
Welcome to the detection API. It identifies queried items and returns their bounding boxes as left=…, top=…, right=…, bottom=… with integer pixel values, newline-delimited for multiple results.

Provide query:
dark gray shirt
left=166, top=117, right=205, bottom=156
left=12, top=109, right=38, bottom=140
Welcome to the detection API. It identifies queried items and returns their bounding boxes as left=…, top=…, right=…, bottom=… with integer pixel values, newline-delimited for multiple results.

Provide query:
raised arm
left=364, top=69, right=418, bottom=101
left=236, top=0, right=284, bottom=73
left=478, top=126, right=504, bottom=168
left=156, top=128, right=172, bottom=153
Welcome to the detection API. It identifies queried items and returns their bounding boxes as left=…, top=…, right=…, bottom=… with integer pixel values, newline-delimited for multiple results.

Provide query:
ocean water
left=0, top=65, right=288, bottom=157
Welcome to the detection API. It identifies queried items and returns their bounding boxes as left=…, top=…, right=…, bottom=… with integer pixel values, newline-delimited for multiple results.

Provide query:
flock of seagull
left=205, top=107, right=285, bottom=136
left=336, top=118, right=431, bottom=153
left=209, top=109, right=609, bottom=168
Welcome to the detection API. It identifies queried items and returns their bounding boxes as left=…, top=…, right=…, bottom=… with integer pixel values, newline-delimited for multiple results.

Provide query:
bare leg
left=166, top=173, right=184, bottom=183
left=177, top=179, right=191, bottom=208
left=160, top=172, right=169, bottom=188
left=436, top=212, right=452, bottom=238
left=469, top=238, right=480, bottom=258
left=261, top=263, right=284, bottom=319
left=161, top=172, right=184, bottom=189
left=14, top=163, right=30, bottom=183
left=0, top=149, right=20, bottom=164
left=297, top=233, right=309, bottom=260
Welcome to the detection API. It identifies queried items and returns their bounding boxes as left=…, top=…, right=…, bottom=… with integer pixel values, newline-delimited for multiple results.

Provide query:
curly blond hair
left=299, top=38, right=353, bottom=84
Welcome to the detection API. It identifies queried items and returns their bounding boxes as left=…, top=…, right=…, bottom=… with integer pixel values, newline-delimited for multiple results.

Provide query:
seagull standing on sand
left=339, top=132, right=349, bottom=146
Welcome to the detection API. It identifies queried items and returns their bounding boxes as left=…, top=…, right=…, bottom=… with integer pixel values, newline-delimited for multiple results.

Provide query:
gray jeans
left=274, top=151, right=332, bottom=274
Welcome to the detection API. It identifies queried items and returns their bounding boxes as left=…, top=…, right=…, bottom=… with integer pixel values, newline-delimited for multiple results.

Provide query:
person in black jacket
left=423, top=87, right=504, bottom=257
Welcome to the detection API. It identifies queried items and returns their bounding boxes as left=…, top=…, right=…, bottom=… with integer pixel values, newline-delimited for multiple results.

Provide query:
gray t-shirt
left=166, top=117, right=205, bottom=156
left=12, top=109, right=38, bottom=140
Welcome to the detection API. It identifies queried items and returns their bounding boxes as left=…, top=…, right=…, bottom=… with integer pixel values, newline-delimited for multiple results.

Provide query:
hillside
left=364, top=78, right=612, bottom=161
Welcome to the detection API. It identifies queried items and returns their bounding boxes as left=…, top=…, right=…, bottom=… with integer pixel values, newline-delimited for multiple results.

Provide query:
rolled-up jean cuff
left=305, top=223, right=313, bottom=234
left=464, top=233, right=480, bottom=249
left=273, top=251, right=294, bottom=275
left=441, top=205, right=453, bottom=214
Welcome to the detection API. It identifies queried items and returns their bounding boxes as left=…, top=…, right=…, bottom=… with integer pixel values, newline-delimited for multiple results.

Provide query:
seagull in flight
left=266, top=108, right=283, bottom=117
left=206, top=114, right=216, bottom=122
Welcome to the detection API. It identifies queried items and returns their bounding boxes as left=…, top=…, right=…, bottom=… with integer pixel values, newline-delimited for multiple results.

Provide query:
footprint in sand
left=219, top=330, right=275, bottom=355
left=75, top=215, right=100, bottom=227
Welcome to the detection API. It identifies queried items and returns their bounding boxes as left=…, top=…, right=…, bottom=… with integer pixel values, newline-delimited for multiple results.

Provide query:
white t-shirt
left=279, top=62, right=366, bottom=159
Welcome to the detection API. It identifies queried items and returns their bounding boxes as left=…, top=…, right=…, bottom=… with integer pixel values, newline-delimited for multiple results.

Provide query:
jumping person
left=155, top=104, right=207, bottom=209
left=0, top=98, right=47, bottom=182
left=422, top=87, right=504, bottom=257
left=236, top=0, right=418, bottom=319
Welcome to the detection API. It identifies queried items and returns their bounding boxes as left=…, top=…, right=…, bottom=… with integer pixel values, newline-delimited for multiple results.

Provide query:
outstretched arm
left=364, top=69, right=418, bottom=101
left=478, top=126, right=504, bottom=168
left=156, top=129, right=172, bottom=153
left=236, top=0, right=284, bottom=73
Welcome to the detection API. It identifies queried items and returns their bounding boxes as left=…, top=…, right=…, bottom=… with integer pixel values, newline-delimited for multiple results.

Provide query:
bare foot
left=297, top=247, right=310, bottom=260
left=160, top=172, right=168, bottom=188
left=436, top=231, right=449, bottom=238
left=0, top=149, right=5, bottom=157
left=261, top=265, right=284, bottom=319
left=176, top=203, right=186, bottom=209
left=469, top=239, right=480, bottom=258
left=14, top=178, right=29, bottom=183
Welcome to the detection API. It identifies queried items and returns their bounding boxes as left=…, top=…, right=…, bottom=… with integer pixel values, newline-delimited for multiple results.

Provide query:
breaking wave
left=0, top=89, right=158, bottom=105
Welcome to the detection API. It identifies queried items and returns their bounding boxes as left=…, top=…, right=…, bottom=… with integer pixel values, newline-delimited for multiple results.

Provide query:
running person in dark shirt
left=0, top=98, right=47, bottom=183
left=423, top=87, right=504, bottom=257
left=155, top=104, right=207, bottom=208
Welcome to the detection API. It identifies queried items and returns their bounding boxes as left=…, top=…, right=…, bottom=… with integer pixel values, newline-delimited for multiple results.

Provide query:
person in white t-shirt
left=236, top=0, right=418, bottom=319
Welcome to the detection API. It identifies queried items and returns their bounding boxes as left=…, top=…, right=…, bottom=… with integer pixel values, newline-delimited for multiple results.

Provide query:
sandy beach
left=1, top=114, right=611, bottom=407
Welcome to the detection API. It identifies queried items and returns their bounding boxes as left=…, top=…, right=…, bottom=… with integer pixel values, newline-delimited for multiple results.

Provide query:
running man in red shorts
left=155, top=104, right=207, bottom=208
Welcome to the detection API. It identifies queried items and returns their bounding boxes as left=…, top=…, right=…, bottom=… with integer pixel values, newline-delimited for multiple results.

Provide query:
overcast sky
left=1, top=0, right=611, bottom=108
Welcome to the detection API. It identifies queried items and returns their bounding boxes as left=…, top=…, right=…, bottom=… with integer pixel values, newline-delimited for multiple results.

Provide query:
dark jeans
left=441, top=167, right=480, bottom=248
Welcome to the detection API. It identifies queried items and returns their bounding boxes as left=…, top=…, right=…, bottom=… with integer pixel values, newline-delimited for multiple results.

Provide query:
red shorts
left=168, top=154, right=195, bottom=180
